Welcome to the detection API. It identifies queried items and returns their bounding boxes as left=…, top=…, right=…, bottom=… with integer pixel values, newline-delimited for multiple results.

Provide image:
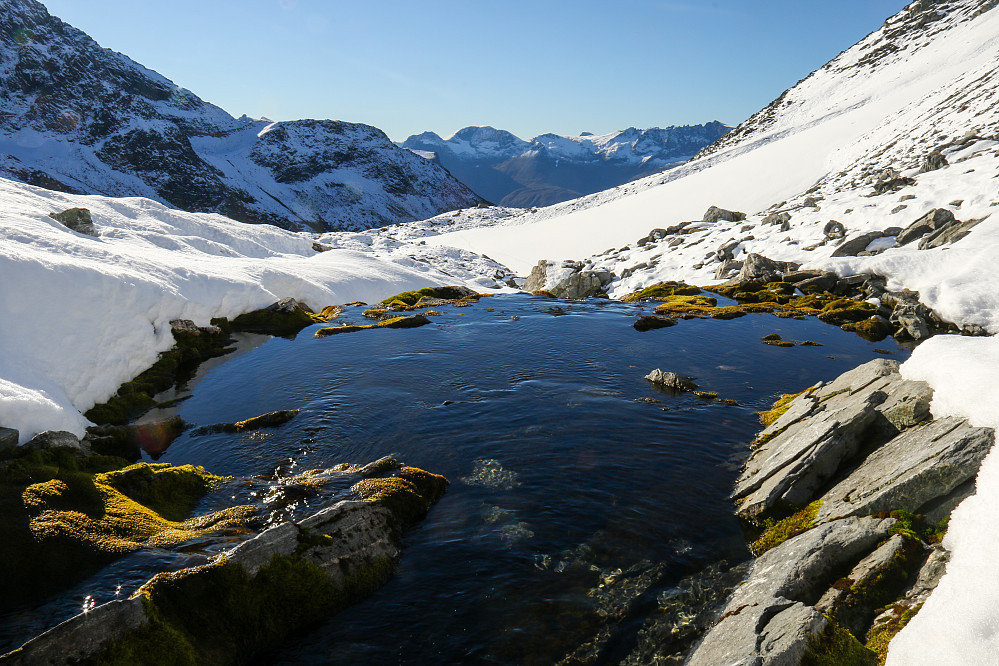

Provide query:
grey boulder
left=49, top=208, right=96, bottom=236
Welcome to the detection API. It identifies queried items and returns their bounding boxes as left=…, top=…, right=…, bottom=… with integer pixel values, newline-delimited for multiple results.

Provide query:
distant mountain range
left=0, top=0, right=482, bottom=231
left=400, top=123, right=731, bottom=207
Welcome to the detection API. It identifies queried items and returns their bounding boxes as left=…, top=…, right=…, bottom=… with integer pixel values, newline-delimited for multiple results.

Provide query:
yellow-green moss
left=621, top=282, right=702, bottom=302
left=352, top=466, right=448, bottom=525
left=379, top=286, right=476, bottom=306
left=801, top=616, right=878, bottom=666
left=751, top=500, right=823, bottom=555
left=693, top=391, right=719, bottom=399
left=314, top=315, right=431, bottom=338
left=758, top=390, right=807, bottom=427
left=864, top=604, right=923, bottom=665
left=531, top=289, right=556, bottom=298
left=94, top=463, right=226, bottom=521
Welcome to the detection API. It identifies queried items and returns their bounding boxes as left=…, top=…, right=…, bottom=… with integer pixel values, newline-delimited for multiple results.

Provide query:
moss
left=379, top=286, right=473, bottom=306
left=531, top=289, right=556, bottom=298
left=877, top=510, right=949, bottom=544
left=693, top=391, right=719, bottom=399
left=800, top=340, right=823, bottom=346
left=801, top=616, right=878, bottom=666
left=352, top=466, right=448, bottom=525
left=314, top=315, right=431, bottom=338
left=621, top=282, right=702, bottom=302
left=817, top=300, right=880, bottom=326
left=230, top=304, right=314, bottom=333
left=94, top=463, right=226, bottom=522
left=90, top=614, right=199, bottom=666
left=865, top=604, right=923, bottom=665
left=751, top=500, right=823, bottom=555
left=758, top=389, right=807, bottom=427
left=842, top=317, right=893, bottom=342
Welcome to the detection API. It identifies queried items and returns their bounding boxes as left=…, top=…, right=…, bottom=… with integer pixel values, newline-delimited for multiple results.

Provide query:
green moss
left=842, top=317, right=893, bottom=342
left=352, top=466, right=448, bottom=525
left=801, top=617, right=878, bottom=666
left=379, top=286, right=474, bottom=306
left=817, top=300, right=880, bottom=326
left=90, top=614, right=199, bottom=666
left=693, top=391, right=719, bottom=399
left=865, top=604, right=923, bottom=665
left=621, top=282, right=702, bottom=302
left=94, top=463, right=226, bottom=522
left=314, top=315, right=432, bottom=338
left=230, top=306, right=314, bottom=333
left=877, top=510, right=949, bottom=544
left=531, top=289, right=556, bottom=298
left=751, top=500, right=823, bottom=555
left=758, top=390, right=807, bottom=427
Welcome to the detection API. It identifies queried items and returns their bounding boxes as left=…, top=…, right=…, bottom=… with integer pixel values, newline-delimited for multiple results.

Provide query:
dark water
left=0, top=295, right=909, bottom=661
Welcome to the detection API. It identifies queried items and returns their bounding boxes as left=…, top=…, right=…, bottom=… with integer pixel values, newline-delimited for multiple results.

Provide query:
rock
left=23, top=430, right=85, bottom=453
left=736, top=254, right=798, bottom=284
left=823, top=220, right=846, bottom=240
left=917, top=217, right=981, bottom=249
left=714, top=258, right=742, bottom=279
left=523, top=260, right=549, bottom=292
left=687, top=517, right=893, bottom=666
left=787, top=270, right=838, bottom=292
left=633, top=316, right=677, bottom=332
left=875, top=379, right=933, bottom=432
left=551, top=271, right=604, bottom=299
left=226, top=522, right=301, bottom=575
left=6, top=596, right=148, bottom=665
left=803, top=196, right=822, bottom=207
left=896, top=208, right=955, bottom=246
left=0, top=427, right=18, bottom=452
left=873, top=176, right=916, bottom=194
left=703, top=206, right=746, bottom=223
left=762, top=211, right=792, bottom=227
left=644, top=369, right=697, bottom=392
left=193, top=409, right=300, bottom=435
left=831, top=231, right=884, bottom=257
left=49, top=208, right=96, bottom=236
left=230, top=297, right=317, bottom=333
left=715, top=240, right=740, bottom=262
left=891, top=301, right=932, bottom=340
left=312, top=241, right=332, bottom=252
left=919, top=150, right=948, bottom=173
left=816, top=417, right=994, bottom=523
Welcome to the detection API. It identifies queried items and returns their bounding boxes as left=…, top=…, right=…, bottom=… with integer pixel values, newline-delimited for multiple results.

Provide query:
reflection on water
left=0, top=295, right=909, bottom=661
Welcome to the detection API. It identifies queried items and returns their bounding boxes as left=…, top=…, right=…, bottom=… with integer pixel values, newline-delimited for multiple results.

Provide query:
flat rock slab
left=816, top=416, right=994, bottom=523
left=688, top=516, right=893, bottom=666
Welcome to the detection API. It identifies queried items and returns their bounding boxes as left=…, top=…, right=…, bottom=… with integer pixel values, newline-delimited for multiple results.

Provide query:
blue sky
left=40, top=0, right=910, bottom=141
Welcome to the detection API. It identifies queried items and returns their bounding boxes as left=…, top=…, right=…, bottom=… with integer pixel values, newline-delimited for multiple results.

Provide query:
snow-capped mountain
left=0, top=0, right=481, bottom=231
left=400, top=123, right=730, bottom=207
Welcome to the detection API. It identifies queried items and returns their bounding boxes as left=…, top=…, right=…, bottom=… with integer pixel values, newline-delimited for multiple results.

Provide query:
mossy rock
left=817, top=299, right=879, bottom=326
left=801, top=616, right=878, bottom=666
left=621, top=282, right=702, bottom=302
left=842, top=317, right=894, bottom=342
left=379, top=286, right=475, bottom=306
left=314, top=315, right=431, bottom=338
left=352, top=466, right=448, bottom=525
left=758, top=389, right=807, bottom=427
left=751, top=500, right=823, bottom=555
left=230, top=298, right=317, bottom=333
left=94, top=463, right=226, bottom=521
left=531, top=289, right=556, bottom=298
left=865, top=603, right=922, bottom=665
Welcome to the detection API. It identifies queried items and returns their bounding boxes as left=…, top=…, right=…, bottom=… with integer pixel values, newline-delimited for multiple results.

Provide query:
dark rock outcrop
left=48, top=208, right=95, bottom=236
left=831, top=231, right=884, bottom=257
left=703, top=206, right=746, bottom=223
left=896, top=208, right=955, bottom=246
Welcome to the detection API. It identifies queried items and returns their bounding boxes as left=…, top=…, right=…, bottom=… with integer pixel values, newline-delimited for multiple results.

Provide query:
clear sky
left=39, top=0, right=910, bottom=141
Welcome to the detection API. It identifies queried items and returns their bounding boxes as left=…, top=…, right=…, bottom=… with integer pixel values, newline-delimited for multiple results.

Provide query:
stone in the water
left=644, top=369, right=698, bottom=392
left=49, top=208, right=96, bottom=236
left=193, top=409, right=300, bottom=435
left=633, top=316, right=677, bottom=332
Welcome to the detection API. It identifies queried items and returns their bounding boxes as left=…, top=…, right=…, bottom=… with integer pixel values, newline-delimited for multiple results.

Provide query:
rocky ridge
left=0, top=0, right=481, bottom=231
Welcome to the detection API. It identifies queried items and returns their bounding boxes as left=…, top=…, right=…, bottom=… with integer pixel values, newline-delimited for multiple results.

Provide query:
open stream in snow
left=0, top=294, right=909, bottom=662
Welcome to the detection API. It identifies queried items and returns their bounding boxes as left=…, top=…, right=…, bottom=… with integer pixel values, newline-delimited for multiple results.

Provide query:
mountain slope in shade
left=0, top=0, right=481, bottom=231
left=400, top=123, right=730, bottom=207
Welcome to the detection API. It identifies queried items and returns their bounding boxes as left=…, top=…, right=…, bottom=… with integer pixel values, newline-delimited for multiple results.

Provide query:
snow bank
left=0, top=178, right=472, bottom=443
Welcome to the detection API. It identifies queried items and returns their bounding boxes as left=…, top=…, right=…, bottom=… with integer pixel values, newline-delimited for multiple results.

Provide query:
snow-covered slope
left=400, top=123, right=729, bottom=207
left=0, top=0, right=481, bottom=231
left=0, top=177, right=505, bottom=444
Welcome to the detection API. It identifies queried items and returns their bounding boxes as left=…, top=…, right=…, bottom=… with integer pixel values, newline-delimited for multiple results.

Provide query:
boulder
left=230, top=298, right=316, bottom=333
left=644, top=369, right=697, bottom=392
left=787, top=270, right=838, bottom=293
left=49, top=208, right=96, bottom=236
left=715, top=240, right=740, bottom=262
left=0, top=427, right=18, bottom=452
left=687, top=517, right=894, bottom=666
left=714, top=258, right=742, bottom=279
left=919, top=151, right=948, bottom=173
left=762, top=211, right=792, bottom=227
left=703, top=206, right=746, bottom=223
left=823, top=220, right=846, bottom=240
left=523, top=260, right=549, bottom=292
left=816, top=417, right=994, bottom=523
left=831, top=231, right=884, bottom=257
left=24, top=430, right=85, bottom=453
left=803, top=196, right=823, bottom=207
left=633, top=316, right=677, bottom=332
left=917, top=217, right=981, bottom=250
left=896, top=208, right=955, bottom=246
left=193, top=409, right=300, bottom=435
left=873, top=176, right=916, bottom=194
left=551, top=271, right=604, bottom=299
left=736, top=254, right=799, bottom=284
left=890, top=301, right=932, bottom=340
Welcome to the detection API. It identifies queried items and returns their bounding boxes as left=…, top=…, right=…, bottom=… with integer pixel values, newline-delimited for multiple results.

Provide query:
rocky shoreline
left=685, top=359, right=994, bottom=665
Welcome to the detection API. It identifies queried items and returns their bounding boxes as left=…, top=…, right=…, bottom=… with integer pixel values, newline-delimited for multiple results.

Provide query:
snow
left=0, top=178, right=489, bottom=444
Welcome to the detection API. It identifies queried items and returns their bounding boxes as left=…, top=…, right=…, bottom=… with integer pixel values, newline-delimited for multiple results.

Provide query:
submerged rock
left=192, top=409, right=300, bottom=435
left=633, top=315, right=677, bottom=332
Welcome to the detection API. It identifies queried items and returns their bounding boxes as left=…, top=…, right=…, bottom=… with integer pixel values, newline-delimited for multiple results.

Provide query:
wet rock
left=917, top=217, right=981, bottom=249
left=193, top=409, right=300, bottom=435
left=633, top=316, right=677, bottom=332
left=703, top=206, right=746, bottom=223
left=226, top=522, right=301, bottom=575
left=687, top=517, right=893, bottom=666
left=23, top=430, right=85, bottom=453
left=7, top=596, right=148, bottom=665
left=896, top=208, right=955, bottom=246
left=831, top=231, right=885, bottom=257
left=823, top=220, right=846, bottom=240
left=644, top=369, right=697, bottom=392
left=919, top=151, right=948, bottom=173
left=49, top=207, right=96, bottom=236
left=816, top=417, right=994, bottom=523
left=0, top=427, right=18, bottom=452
